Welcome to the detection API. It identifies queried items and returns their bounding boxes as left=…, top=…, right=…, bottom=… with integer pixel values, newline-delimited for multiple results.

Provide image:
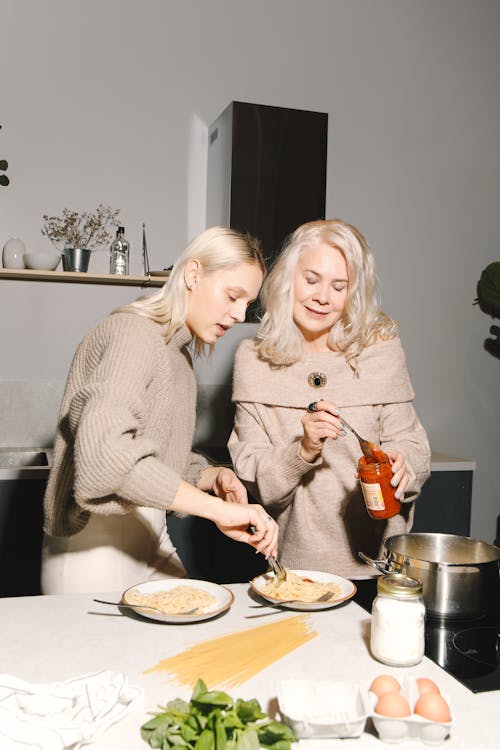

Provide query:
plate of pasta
left=122, top=578, right=234, bottom=623
left=250, top=569, right=357, bottom=611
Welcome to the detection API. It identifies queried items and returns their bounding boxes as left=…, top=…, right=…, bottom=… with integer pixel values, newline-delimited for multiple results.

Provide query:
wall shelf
left=0, top=268, right=168, bottom=287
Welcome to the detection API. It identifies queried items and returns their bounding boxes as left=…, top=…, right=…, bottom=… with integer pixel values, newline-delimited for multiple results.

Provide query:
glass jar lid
left=377, top=573, right=423, bottom=598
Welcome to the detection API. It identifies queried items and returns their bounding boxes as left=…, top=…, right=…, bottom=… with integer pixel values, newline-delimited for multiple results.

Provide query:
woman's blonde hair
left=114, top=226, right=265, bottom=354
left=256, top=219, right=398, bottom=371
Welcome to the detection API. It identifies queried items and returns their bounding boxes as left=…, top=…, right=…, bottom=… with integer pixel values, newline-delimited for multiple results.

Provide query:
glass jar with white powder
left=370, top=573, right=425, bottom=667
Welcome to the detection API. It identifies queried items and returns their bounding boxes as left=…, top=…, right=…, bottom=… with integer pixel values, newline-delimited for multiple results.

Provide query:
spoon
left=93, top=598, right=198, bottom=615
left=338, top=417, right=379, bottom=462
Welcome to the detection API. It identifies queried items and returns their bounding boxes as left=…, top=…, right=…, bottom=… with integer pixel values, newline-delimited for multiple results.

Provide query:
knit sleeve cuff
left=183, top=451, right=211, bottom=486
left=272, top=442, right=323, bottom=489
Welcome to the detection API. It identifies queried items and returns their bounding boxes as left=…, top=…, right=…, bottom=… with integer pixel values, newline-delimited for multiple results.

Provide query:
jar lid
left=377, top=573, right=423, bottom=597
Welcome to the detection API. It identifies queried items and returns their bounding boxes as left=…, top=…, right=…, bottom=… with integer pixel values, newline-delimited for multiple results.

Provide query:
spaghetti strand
left=144, top=614, right=317, bottom=688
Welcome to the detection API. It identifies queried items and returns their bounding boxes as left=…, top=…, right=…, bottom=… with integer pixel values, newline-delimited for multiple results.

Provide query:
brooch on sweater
left=308, top=371, right=327, bottom=388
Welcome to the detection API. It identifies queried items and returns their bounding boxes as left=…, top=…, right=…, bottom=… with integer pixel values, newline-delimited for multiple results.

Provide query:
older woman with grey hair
left=229, top=219, right=430, bottom=579
left=42, top=226, right=278, bottom=593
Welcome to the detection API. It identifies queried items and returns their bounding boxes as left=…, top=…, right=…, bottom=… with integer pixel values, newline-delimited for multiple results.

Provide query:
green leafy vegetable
left=141, top=679, right=297, bottom=750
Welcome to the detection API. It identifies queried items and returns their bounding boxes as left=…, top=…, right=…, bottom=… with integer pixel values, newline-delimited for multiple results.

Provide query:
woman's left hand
left=387, top=449, right=410, bottom=500
left=212, top=467, right=248, bottom=504
left=199, top=466, right=248, bottom=504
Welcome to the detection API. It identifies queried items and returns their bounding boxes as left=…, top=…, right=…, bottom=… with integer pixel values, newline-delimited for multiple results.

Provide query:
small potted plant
left=41, top=204, right=121, bottom=272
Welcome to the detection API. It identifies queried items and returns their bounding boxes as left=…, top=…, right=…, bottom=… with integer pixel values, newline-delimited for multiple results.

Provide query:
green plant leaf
left=194, top=728, right=215, bottom=750
left=234, top=727, right=260, bottom=750
left=236, top=699, right=265, bottom=723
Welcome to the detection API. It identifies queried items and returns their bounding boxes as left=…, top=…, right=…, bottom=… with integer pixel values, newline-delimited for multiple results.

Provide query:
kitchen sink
left=0, top=447, right=52, bottom=596
left=0, top=447, right=52, bottom=478
left=0, top=449, right=50, bottom=468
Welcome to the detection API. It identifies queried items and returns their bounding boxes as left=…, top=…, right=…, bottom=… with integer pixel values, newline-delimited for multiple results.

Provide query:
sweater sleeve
left=70, top=318, right=183, bottom=513
left=377, top=401, right=431, bottom=502
left=228, top=401, right=322, bottom=511
left=184, top=451, right=211, bottom=486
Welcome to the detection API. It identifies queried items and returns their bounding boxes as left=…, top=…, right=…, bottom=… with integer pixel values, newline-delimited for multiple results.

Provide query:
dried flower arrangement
left=41, top=204, right=121, bottom=250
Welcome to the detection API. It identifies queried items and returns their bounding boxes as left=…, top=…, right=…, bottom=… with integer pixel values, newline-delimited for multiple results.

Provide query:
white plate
left=122, top=578, right=234, bottom=623
left=250, top=569, right=357, bottom=611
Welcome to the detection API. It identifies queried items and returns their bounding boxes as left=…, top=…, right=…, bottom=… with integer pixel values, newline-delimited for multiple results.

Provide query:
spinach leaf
left=140, top=680, right=297, bottom=750
left=236, top=699, right=266, bottom=723
left=194, top=728, right=215, bottom=750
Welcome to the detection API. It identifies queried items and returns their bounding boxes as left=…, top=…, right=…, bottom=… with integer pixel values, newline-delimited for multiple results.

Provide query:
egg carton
left=277, top=679, right=370, bottom=738
left=369, top=677, right=452, bottom=746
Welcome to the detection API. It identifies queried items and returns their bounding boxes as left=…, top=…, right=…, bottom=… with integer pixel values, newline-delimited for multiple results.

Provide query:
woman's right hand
left=170, top=480, right=278, bottom=558
left=299, top=399, right=345, bottom=462
left=212, top=501, right=279, bottom=559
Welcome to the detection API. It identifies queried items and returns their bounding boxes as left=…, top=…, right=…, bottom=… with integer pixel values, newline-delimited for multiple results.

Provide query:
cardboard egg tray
left=277, top=676, right=452, bottom=744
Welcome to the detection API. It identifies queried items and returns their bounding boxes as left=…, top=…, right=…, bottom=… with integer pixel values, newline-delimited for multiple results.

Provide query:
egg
left=369, top=674, right=401, bottom=699
left=375, top=691, right=411, bottom=718
left=414, top=692, right=451, bottom=723
left=416, top=677, right=440, bottom=696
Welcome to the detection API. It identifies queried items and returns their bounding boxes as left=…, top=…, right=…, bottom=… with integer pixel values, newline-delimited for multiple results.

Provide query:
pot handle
left=358, top=551, right=395, bottom=574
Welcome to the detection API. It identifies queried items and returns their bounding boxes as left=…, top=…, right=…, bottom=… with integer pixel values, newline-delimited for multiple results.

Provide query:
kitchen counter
left=0, top=585, right=497, bottom=748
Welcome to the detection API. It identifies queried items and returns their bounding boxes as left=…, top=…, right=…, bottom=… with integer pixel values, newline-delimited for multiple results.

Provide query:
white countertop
left=0, top=585, right=497, bottom=749
left=430, top=452, right=476, bottom=472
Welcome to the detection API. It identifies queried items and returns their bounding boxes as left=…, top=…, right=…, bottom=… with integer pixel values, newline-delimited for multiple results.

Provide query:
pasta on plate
left=125, top=585, right=218, bottom=614
left=262, top=570, right=342, bottom=602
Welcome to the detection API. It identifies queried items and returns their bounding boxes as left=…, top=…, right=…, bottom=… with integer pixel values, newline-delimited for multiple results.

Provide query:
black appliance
left=207, top=101, right=328, bottom=267
left=354, top=578, right=500, bottom=694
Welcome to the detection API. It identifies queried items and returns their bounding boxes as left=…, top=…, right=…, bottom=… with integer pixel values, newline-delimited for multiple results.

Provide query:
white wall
left=1, top=0, right=499, bottom=542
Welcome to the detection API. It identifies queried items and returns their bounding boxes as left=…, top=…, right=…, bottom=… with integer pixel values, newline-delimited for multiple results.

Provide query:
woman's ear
left=184, top=259, right=201, bottom=291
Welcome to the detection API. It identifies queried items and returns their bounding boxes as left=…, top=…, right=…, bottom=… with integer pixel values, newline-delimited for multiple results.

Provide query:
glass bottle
left=370, top=573, right=426, bottom=667
left=358, top=452, right=401, bottom=520
left=109, top=226, right=129, bottom=275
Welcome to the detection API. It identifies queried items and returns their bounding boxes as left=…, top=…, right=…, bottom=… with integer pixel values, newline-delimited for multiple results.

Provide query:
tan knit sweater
left=44, top=313, right=208, bottom=537
left=229, top=336, right=431, bottom=578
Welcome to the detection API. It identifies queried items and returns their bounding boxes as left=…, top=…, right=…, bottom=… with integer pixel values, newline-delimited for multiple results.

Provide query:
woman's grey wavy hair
left=114, top=226, right=265, bottom=355
left=256, top=219, right=398, bottom=371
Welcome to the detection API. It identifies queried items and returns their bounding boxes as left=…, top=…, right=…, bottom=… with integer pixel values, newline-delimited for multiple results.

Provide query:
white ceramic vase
left=2, top=237, right=26, bottom=269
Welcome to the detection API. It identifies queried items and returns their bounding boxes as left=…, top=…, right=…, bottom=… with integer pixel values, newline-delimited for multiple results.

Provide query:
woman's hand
left=212, top=501, right=279, bottom=558
left=198, top=466, right=248, bottom=504
left=170, top=479, right=278, bottom=557
left=387, top=449, right=410, bottom=500
left=299, top=399, right=345, bottom=462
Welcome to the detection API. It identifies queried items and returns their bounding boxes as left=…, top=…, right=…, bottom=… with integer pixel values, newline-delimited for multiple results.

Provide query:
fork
left=268, top=554, right=287, bottom=583
left=93, top=598, right=198, bottom=615
left=248, top=524, right=287, bottom=583
left=246, top=590, right=337, bottom=618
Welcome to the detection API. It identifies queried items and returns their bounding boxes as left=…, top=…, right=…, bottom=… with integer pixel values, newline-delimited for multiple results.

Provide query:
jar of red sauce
left=358, top=450, right=401, bottom=520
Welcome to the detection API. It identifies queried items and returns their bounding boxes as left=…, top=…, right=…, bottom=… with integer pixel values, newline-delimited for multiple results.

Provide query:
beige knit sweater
left=229, top=336, right=431, bottom=578
left=44, top=313, right=208, bottom=537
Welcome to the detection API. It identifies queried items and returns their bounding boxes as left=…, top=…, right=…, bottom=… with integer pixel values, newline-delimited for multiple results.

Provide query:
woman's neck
left=303, top=338, right=333, bottom=353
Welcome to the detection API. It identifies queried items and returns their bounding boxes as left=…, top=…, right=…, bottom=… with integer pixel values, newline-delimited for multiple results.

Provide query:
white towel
left=0, top=670, right=142, bottom=750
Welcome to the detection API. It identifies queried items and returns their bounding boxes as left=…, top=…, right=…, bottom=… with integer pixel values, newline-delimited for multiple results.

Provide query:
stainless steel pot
left=359, top=533, right=500, bottom=619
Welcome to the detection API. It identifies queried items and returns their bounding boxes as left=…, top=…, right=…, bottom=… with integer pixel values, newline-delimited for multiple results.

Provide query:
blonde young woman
left=228, top=219, right=430, bottom=579
left=42, top=227, right=279, bottom=593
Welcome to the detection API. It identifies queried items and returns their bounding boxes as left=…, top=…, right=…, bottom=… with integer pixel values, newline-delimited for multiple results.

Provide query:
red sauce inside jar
left=358, top=452, right=401, bottom=520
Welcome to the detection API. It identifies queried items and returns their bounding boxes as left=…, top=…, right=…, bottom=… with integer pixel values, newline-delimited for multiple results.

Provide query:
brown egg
left=375, top=691, right=411, bottom=718
left=369, top=674, right=401, bottom=699
left=414, top=692, right=451, bottom=723
left=416, top=677, right=440, bottom=696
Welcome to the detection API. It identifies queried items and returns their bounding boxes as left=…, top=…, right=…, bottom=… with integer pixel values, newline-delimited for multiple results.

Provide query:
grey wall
left=1, top=0, right=499, bottom=542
